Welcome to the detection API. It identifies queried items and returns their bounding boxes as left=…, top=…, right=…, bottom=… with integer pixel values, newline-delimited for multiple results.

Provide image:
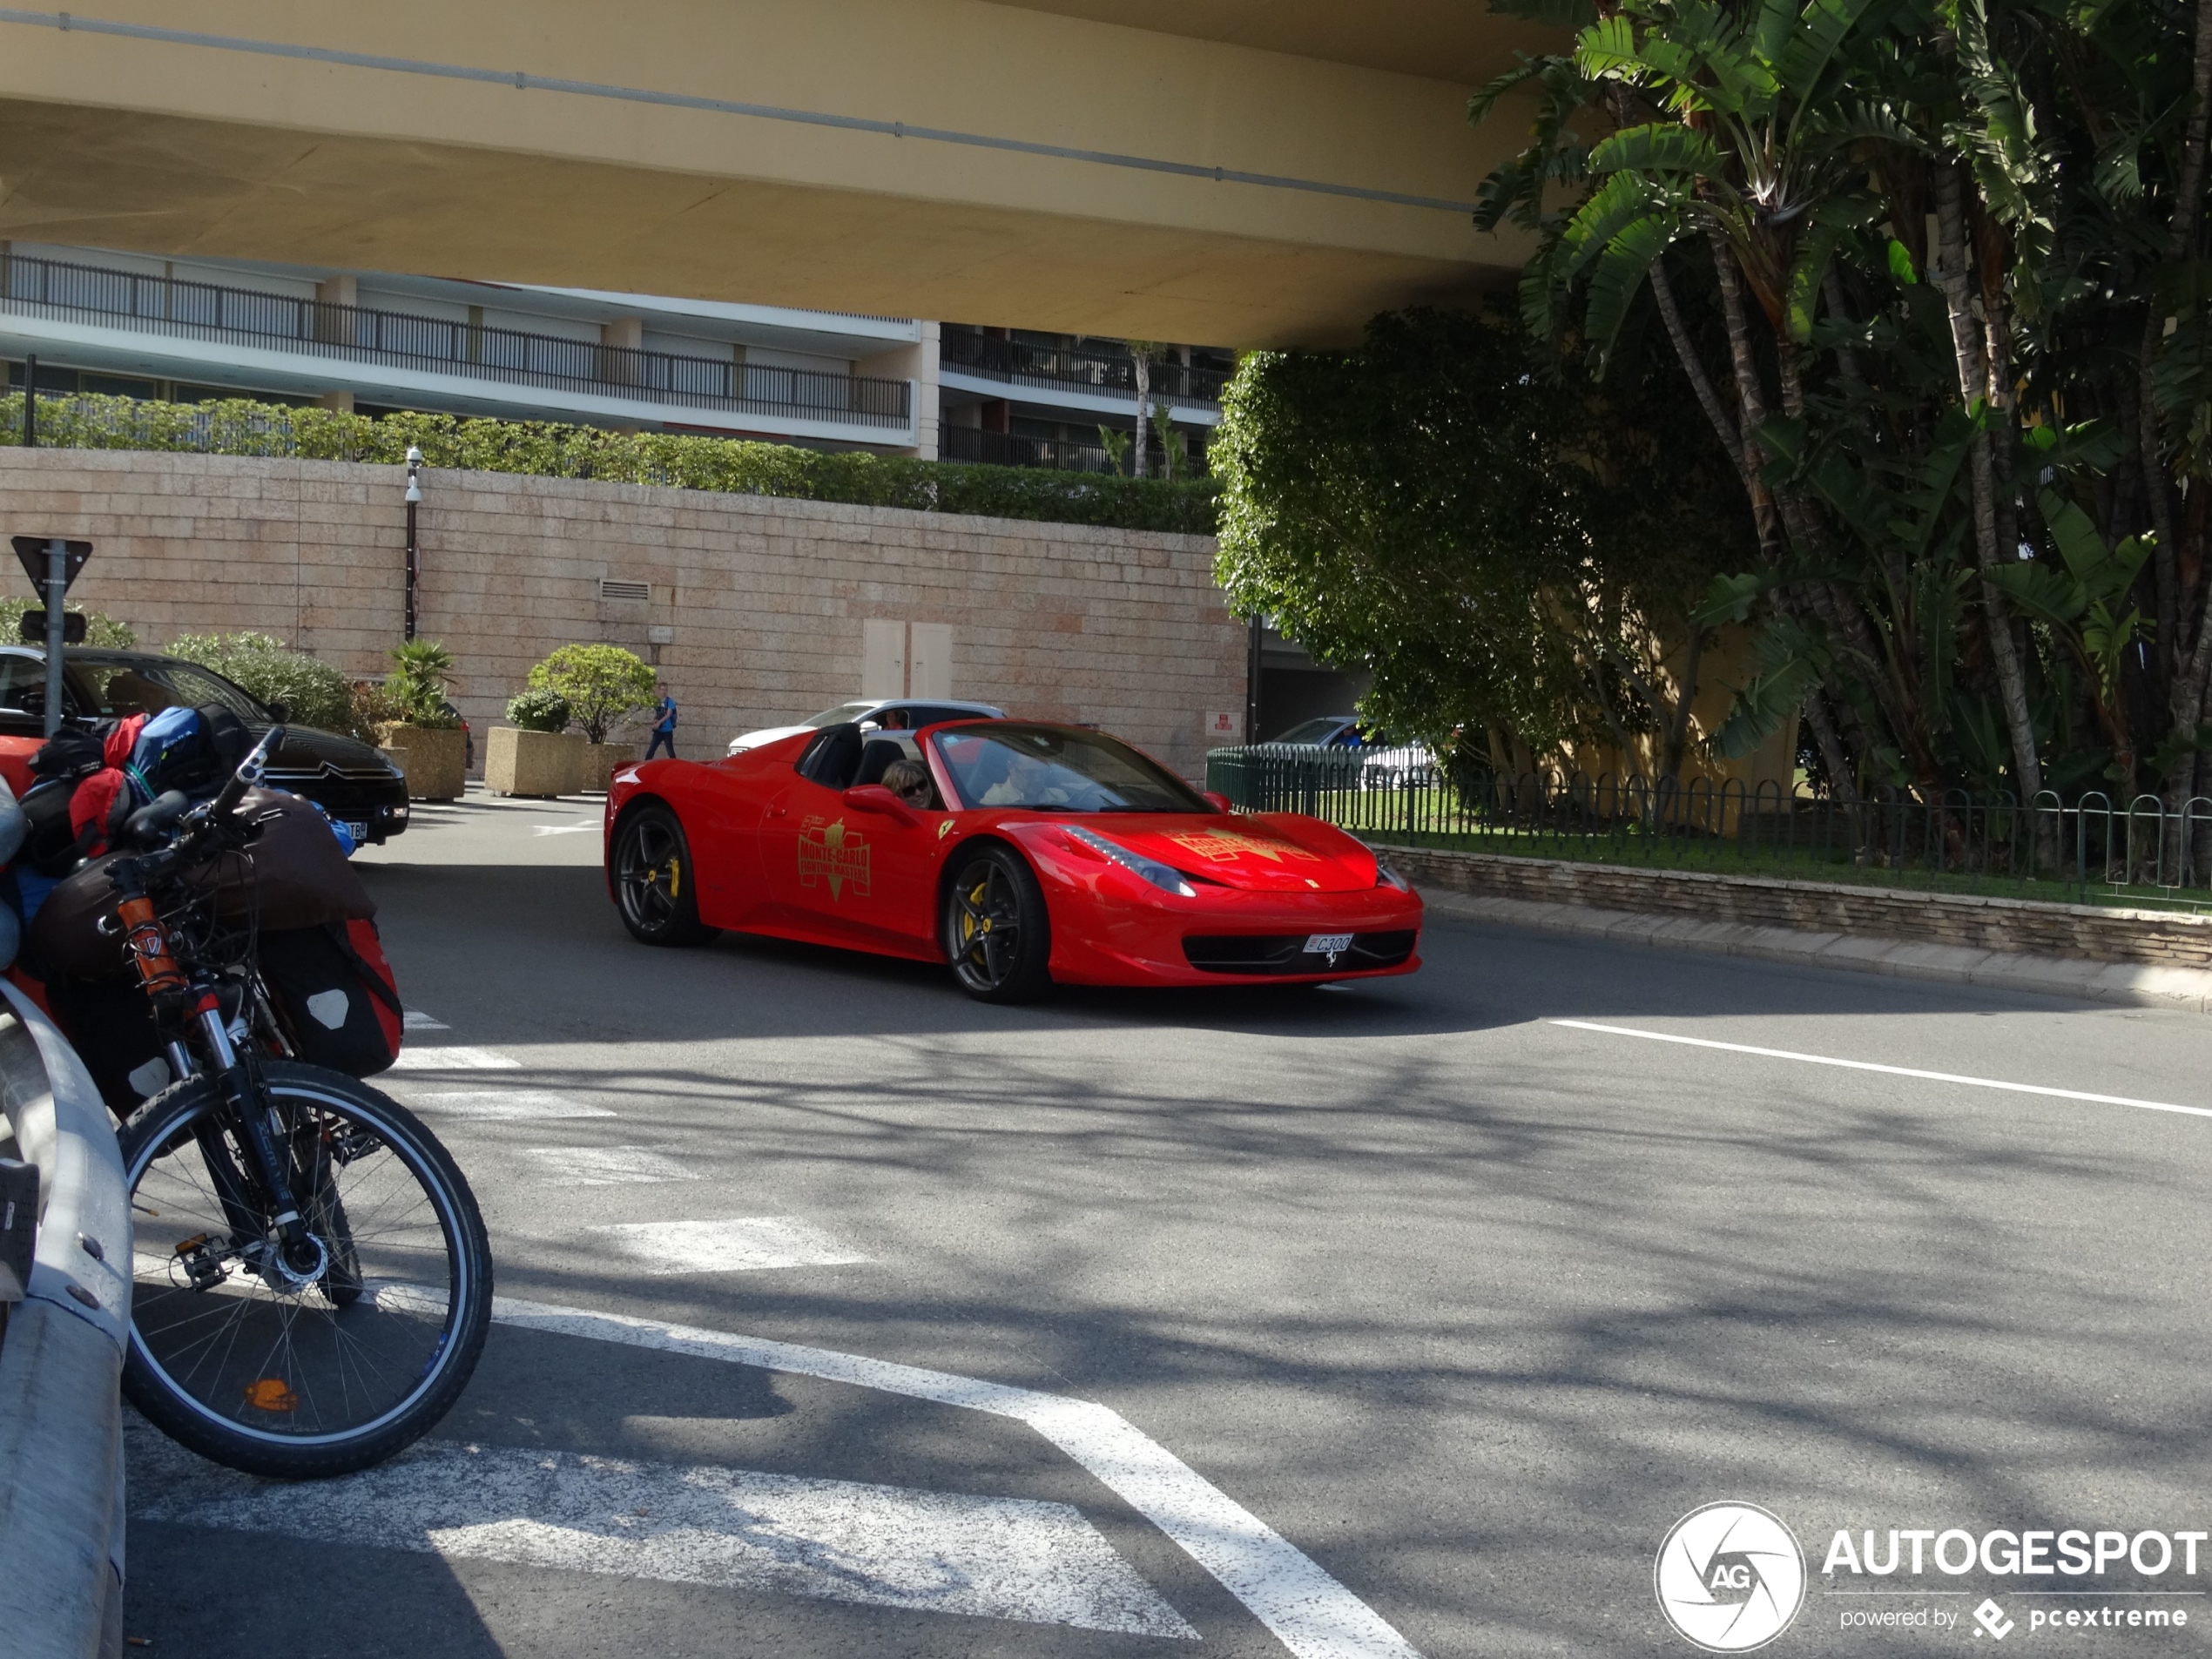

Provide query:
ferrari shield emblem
left=798, top=818, right=872, bottom=900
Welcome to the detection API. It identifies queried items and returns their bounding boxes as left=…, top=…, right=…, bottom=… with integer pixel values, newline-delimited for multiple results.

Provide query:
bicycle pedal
left=169, top=1231, right=230, bottom=1292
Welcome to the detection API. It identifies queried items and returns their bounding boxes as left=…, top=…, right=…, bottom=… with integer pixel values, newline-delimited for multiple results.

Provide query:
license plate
left=343, top=821, right=368, bottom=842
left=1305, top=933, right=1353, bottom=955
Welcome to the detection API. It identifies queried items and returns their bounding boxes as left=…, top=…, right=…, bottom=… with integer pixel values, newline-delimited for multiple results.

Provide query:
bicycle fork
left=110, top=859, right=321, bottom=1280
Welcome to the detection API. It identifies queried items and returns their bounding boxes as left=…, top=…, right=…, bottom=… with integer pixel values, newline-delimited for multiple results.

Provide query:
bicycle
left=102, top=727, right=491, bottom=1477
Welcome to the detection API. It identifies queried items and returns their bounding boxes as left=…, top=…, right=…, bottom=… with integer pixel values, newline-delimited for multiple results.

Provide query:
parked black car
left=0, top=646, right=411, bottom=842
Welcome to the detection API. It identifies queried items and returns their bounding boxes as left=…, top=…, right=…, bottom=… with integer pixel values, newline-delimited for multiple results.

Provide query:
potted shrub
left=485, top=687, right=578, bottom=797
left=375, top=639, right=468, bottom=801
left=168, top=631, right=353, bottom=732
left=526, top=644, right=657, bottom=795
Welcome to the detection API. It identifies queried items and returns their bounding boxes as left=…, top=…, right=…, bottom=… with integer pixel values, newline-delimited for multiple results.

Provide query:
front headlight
left=1375, top=860, right=1411, bottom=892
left=1064, top=826, right=1197, bottom=897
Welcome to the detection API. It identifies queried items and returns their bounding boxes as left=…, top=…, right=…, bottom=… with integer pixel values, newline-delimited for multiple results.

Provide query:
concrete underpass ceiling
left=0, top=2, right=1565, bottom=347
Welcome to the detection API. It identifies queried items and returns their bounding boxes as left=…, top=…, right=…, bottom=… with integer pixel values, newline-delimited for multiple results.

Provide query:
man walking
left=646, top=683, right=678, bottom=759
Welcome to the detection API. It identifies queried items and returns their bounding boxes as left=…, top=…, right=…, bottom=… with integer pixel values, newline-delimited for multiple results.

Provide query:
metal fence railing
left=941, top=424, right=1124, bottom=474
left=1204, top=746, right=2212, bottom=909
left=0, top=252, right=913, bottom=429
left=940, top=328, right=1229, bottom=405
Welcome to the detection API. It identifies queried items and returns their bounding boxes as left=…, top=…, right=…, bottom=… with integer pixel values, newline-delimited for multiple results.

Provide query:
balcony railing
left=940, top=329, right=1227, bottom=406
left=941, top=425, right=1124, bottom=474
left=0, top=253, right=912, bottom=429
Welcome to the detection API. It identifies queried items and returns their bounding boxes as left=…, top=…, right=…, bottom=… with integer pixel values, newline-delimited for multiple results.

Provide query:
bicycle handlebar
left=123, top=790, right=192, bottom=849
left=210, top=726, right=284, bottom=822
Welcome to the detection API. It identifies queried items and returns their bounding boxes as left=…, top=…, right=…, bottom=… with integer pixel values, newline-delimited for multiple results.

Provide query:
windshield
left=933, top=725, right=1208, bottom=814
left=1271, top=717, right=1351, bottom=745
left=804, top=701, right=878, bottom=729
left=68, top=655, right=267, bottom=722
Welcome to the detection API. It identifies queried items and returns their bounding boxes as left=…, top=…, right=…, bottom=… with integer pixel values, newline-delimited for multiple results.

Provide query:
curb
left=1424, top=890, right=2212, bottom=1014
left=0, top=977, right=132, bottom=1659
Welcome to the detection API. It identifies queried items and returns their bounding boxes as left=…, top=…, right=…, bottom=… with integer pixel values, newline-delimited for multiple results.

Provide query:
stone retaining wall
left=1375, top=845, right=2212, bottom=970
left=0, top=448, right=1243, bottom=775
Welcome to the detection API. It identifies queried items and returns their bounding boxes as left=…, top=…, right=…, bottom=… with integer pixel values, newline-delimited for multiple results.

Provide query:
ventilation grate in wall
left=599, top=577, right=651, bottom=603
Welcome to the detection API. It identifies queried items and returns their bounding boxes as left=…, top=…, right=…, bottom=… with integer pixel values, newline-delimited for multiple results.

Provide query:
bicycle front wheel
left=120, top=1061, right=493, bottom=1478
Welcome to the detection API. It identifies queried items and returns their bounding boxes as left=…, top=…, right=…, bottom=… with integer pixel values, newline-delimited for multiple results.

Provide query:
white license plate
left=343, top=821, right=368, bottom=842
left=1305, top=933, right=1354, bottom=955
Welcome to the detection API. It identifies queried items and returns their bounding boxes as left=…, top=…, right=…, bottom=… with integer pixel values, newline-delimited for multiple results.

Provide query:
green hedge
left=0, top=393, right=1222, bottom=536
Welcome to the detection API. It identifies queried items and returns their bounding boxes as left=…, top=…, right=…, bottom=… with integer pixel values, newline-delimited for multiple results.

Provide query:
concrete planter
left=377, top=724, right=467, bottom=801
left=576, top=739, right=635, bottom=796
left=486, top=726, right=579, bottom=797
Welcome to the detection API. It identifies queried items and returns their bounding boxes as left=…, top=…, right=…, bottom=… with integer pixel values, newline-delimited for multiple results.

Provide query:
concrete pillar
left=314, top=273, right=357, bottom=344
left=600, top=316, right=644, bottom=388
left=855, top=320, right=940, bottom=460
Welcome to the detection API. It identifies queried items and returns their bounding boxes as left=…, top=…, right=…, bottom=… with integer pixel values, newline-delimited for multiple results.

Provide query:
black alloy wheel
left=942, top=846, right=1052, bottom=1002
left=615, top=806, right=717, bottom=947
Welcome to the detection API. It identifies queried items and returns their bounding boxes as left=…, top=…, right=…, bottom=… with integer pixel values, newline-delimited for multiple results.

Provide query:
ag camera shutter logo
left=1656, top=1501, right=1807, bottom=1652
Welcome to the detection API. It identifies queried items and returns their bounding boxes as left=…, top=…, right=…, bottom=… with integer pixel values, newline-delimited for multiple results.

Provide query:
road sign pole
left=42, top=536, right=64, bottom=737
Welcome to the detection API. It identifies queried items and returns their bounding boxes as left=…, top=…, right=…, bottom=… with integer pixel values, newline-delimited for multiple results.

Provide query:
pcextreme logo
left=797, top=817, right=871, bottom=900
left=1656, top=1502, right=1808, bottom=1653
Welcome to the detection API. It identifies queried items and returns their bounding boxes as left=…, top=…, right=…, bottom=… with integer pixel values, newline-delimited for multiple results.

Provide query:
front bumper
left=1040, top=873, right=1425, bottom=988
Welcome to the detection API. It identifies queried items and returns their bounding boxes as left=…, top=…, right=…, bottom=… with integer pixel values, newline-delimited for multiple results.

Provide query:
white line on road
left=532, top=822, right=601, bottom=836
left=595, top=1217, right=869, bottom=1272
left=1549, top=1020, right=2212, bottom=1119
left=489, top=1296, right=1425, bottom=1659
left=128, top=1424, right=1196, bottom=1638
left=389, top=1045, right=521, bottom=1071
left=521, top=1145, right=699, bottom=1185
left=402, top=1009, right=450, bottom=1030
left=407, top=1089, right=615, bottom=1121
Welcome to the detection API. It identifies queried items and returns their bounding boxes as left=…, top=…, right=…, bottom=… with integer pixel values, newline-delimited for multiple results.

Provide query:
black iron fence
left=941, top=424, right=1123, bottom=473
left=1205, top=745, right=2212, bottom=908
left=940, top=328, right=1228, bottom=404
left=0, top=253, right=912, bottom=428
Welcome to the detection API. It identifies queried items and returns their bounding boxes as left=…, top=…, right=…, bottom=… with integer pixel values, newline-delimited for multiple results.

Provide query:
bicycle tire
left=119, top=1061, right=493, bottom=1479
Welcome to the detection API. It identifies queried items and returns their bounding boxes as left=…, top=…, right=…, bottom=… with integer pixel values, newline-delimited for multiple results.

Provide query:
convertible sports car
left=603, top=718, right=1422, bottom=1001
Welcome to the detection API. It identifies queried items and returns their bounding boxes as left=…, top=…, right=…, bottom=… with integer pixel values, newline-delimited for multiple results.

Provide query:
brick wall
left=0, top=448, right=1244, bottom=774
left=1379, top=845, right=2212, bottom=969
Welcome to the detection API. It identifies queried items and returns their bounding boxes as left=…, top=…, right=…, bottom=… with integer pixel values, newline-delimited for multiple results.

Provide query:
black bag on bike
left=258, top=919, right=403, bottom=1078
left=44, top=975, right=175, bottom=1114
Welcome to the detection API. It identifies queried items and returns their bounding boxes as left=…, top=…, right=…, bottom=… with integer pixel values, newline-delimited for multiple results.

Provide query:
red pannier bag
left=256, top=918, right=404, bottom=1078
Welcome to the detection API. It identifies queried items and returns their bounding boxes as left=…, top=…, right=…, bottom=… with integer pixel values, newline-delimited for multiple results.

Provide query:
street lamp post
left=403, top=444, right=422, bottom=642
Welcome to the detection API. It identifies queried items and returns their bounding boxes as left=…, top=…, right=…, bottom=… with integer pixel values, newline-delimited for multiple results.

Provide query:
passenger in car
left=880, top=759, right=934, bottom=811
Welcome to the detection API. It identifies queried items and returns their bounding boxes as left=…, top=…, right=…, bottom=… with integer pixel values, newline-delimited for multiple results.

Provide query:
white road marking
left=389, top=1045, right=521, bottom=1070
left=402, top=1009, right=450, bottom=1030
left=595, top=1217, right=869, bottom=1273
left=532, top=822, right=601, bottom=836
left=408, top=1089, right=615, bottom=1122
left=127, top=1425, right=1195, bottom=1638
left=521, top=1145, right=698, bottom=1186
left=1550, top=1019, right=2212, bottom=1120
left=490, top=1297, right=1425, bottom=1659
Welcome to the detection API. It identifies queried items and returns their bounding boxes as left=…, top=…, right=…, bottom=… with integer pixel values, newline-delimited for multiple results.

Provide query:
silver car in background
left=726, top=697, right=1005, bottom=755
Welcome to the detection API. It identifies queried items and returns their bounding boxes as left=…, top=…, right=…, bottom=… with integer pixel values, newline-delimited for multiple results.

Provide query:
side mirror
left=1203, top=791, right=1232, bottom=813
left=843, top=784, right=919, bottom=827
left=265, top=701, right=290, bottom=723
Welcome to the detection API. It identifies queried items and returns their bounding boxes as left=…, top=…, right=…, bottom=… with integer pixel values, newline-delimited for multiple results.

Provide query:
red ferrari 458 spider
left=602, top=718, right=1423, bottom=1001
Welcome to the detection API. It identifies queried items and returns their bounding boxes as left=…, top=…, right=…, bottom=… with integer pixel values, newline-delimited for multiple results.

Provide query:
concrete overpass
left=0, top=2, right=1560, bottom=347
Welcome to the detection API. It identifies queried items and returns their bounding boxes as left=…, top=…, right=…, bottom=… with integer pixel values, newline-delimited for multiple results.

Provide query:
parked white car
left=1259, top=716, right=1436, bottom=782
left=726, top=697, right=1006, bottom=755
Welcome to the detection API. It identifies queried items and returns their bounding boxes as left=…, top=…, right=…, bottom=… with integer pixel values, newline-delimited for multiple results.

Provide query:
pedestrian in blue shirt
left=647, top=684, right=678, bottom=759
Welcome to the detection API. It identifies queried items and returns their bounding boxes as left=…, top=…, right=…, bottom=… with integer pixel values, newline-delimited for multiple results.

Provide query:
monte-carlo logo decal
left=798, top=818, right=871, bottom=900
left=1165, top=828, right=1320, bottom=864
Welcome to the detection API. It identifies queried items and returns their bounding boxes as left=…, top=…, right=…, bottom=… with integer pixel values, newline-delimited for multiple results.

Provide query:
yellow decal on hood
left=1166, top=828, right=1321, bottom=864
left=798, top=818, right=871, bottom=900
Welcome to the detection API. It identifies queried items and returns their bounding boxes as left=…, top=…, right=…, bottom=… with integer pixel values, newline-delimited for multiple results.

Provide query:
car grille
left=1181, top=930, right=1418, bottom=974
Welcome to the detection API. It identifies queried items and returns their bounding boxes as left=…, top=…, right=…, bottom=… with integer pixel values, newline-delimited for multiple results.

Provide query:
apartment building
left=0, top=244, right=1226, bottom=471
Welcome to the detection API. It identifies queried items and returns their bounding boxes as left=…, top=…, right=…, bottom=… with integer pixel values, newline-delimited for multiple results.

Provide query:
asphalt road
left=125, top=789, right=2212, bottom=1657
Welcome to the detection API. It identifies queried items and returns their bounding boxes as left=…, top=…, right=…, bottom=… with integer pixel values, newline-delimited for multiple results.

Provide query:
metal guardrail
left=0, top=252, right=914, bottom=429
left=1204, top=747, right=2212, bottom=909
left=0, top=977, right=132, bottom=1659
left=941, top=424, right=1123, bottom=474
left=940, top=328, right=1228, bottom=405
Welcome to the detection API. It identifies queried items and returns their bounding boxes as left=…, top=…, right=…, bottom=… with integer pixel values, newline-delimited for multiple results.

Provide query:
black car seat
left=853, top=738, right=908, bottom=788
